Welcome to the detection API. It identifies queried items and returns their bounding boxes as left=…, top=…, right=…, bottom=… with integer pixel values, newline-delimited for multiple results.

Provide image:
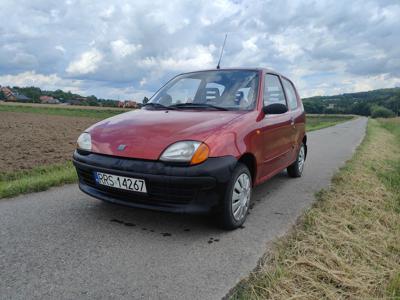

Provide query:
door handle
left=290, top=116, right=295, bottom=126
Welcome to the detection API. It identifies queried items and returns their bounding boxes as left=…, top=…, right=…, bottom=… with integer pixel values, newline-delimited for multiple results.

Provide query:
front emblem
left=117, top=144, right=126, bottom=151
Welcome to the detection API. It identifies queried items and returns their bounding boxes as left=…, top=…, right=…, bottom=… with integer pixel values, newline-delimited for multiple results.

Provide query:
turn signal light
left=190, top=143, right=209, bottom=165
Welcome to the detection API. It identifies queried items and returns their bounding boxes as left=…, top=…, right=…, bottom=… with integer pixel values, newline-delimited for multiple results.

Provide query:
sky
left=0, top=0, right=399, bottom=101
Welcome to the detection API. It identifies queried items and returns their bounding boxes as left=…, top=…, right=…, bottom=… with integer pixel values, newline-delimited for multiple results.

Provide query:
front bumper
left=72, top=150, right=237, bottom=213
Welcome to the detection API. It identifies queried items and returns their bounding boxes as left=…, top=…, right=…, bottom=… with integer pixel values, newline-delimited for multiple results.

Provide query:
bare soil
left=0, top=111, right=98, bottom=173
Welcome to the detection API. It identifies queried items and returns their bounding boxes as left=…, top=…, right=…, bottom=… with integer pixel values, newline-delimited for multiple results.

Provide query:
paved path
left=0, top=117, right=367, bottom=300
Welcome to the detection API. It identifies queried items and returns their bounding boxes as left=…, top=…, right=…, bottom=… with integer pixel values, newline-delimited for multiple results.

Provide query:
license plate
left=94, top=172, right=147, bottom=193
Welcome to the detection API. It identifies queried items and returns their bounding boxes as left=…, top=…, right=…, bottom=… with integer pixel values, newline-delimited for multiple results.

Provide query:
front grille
left=75, top=166, right=196, bottom=205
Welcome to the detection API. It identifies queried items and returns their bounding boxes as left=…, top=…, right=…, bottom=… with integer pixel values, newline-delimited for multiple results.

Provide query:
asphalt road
left=0, top=117, right=367, bottom=300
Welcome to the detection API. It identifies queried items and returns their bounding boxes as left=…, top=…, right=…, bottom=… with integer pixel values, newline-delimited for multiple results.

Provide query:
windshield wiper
left=143, top=103, right=175, bottom=110
left=169, top=103, right=228, bottom=111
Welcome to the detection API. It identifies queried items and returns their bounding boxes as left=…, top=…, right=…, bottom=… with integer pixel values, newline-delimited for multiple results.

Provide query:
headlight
left=160, top=141, right=209, bottom=165
left=77, top=132, right=91, bottom=151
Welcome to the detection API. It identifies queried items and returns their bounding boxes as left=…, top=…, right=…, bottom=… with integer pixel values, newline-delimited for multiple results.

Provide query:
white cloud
left=0, top=71, right=82, bottom=94
left=139, top=77, right=147, bottom=86
left=0, top=0, right=399, bottom=99
left=66, top=49, right=103, bottom=75
left=100, top=5, right=115, bottom=20
left=55, top=45, right=66, bottom=53
left=242, top=37, right=259, bottom=52
left=110, top=40, right=141, bottom=58
left=270, top=34, right=305, bottom=62
left=139, top=45, right=216, bottom=72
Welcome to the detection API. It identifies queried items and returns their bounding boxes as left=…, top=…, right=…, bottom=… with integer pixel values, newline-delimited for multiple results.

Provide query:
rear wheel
left=219, top=163, right=252, bottom=230
left=287, top=143, right=306, bottom=178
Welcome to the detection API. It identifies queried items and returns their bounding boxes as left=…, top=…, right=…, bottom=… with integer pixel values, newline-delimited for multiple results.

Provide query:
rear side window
left=282, top=78, right=298, bottom=110
left=264, top=74, right=286, bottom=107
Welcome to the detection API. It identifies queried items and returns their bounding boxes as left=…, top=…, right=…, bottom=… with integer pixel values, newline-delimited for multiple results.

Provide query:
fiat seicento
left=73, top=68, right=307, bottom=229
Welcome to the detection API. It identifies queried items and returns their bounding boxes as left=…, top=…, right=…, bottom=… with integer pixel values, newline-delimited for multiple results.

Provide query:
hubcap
left=231, top=173, right=251, bottom=221
left=298, top=145, right=305, bottom=173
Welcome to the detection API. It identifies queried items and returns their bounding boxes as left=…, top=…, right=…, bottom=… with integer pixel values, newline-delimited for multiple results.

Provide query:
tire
left=287, top=143, right=306, bottom=178
left=219, top=163, right=252, bottom=230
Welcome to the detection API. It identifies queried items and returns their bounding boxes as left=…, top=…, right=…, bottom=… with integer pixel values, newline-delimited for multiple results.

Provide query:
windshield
left=147, top=70, right=259, bottom=111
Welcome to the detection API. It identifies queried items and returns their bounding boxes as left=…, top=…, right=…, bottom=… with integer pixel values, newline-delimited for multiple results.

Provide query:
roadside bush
left=371, top=105, right=395, bottom=118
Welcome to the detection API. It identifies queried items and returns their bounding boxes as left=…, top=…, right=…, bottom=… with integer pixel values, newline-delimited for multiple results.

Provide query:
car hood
left=88, top=109, right=243, bottom=160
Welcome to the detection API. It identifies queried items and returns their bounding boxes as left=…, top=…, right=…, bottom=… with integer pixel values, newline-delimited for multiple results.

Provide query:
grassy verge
left=231, top=118, right=400, bottom=299
left=0, top=162, right=77, bottom=198
left=0, top=104, right=126, bottom=119
left=307, top=114, right=354, bottom=131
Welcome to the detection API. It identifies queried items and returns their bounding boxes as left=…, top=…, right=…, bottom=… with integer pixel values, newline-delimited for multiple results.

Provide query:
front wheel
left=219, top=163, right=252, bottom=230
left=287, top=143, right=306, bottom=178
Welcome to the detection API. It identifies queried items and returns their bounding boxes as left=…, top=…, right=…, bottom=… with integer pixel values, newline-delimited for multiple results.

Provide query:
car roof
left=179, top=67, right=287, bottom=78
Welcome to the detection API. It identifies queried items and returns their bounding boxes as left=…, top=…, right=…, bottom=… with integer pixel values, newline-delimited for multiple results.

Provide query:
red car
left=73, top=68, right=306, bottom=229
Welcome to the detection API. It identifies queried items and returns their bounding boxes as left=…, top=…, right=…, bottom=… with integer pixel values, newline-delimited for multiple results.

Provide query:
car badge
left=117, top=144, right=126, bottom=151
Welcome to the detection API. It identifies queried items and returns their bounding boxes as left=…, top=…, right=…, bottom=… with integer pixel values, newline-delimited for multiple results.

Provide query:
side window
left=282, top=78, right=299, bottom=110
left=264, top=74, right=286, bottom=107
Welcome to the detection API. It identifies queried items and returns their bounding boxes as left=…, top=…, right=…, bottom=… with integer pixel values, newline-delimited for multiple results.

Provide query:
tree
left=351, top=102, right=371, bottom=116
left=302, top=87, right=400, bottom=116
left=303, top=100, right=324, bottom=114
left=370, top=105, right=395, bottom=118
left=143, top=96, right=149, bottom=104
left=0, top=90, right=5, bottom=100
left=385, top=94, right=400, bottom=116
left=13, top=86, right=42, bottom=102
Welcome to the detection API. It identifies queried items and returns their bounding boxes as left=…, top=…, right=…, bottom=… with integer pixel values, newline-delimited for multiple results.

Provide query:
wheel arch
left=238, top=153, right=257, bottom=185
left=302, top=134, right=308, bottom=159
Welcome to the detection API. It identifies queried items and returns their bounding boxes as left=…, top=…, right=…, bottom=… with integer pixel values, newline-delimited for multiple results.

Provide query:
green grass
left=387, top=272, right=400, bottom=299
left=378, top=118, right=400, bottom=298
left=0, top=104, right=125, bottom=119
left=230, top=118, right=400, bottom=299
left=307, top=114, right=354, bottom=131
left=376, top=118, right=400, bottom=215
left=0, top=162, right=77, bottom=198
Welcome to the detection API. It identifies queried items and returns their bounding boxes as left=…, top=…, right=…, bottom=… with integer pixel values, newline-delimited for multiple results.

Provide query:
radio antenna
left=216, top=33, right=228, bottom=69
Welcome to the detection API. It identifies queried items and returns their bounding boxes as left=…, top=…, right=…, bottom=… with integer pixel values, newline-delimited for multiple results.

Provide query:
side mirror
left=263, top=103, right=288, bottom=115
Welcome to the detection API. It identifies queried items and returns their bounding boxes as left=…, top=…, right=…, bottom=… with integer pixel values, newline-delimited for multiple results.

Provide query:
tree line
left=303, top=87, right=400, bottom=118
left=2, top=85, right=399, bottom=117
left=0, top=86, right=123, bottom=107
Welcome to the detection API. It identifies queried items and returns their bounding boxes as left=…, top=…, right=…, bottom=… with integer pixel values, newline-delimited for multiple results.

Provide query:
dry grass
left=231, top=118, right=400, bottom=299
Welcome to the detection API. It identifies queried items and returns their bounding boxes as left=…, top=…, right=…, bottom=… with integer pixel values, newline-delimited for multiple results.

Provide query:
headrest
left=235, top=91, right=244, bottom=104
left=204, top=87, right=220, bottom=102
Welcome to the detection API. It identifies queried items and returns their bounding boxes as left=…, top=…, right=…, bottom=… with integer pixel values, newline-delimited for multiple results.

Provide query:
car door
left=282, top=77, right=303, bottom=162
left=258, top=73, right=293, bottom=180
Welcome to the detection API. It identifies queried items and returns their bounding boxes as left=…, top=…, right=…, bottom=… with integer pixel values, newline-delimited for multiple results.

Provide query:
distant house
left=1, top=87, right=16, bottom=101
left=0, top=87, right=30, bottom=102
left=118, top=100, right=138, bottom=108
left=15, top=93, right=30, bottom=102
left=39, top=95, right=60, bottom=104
